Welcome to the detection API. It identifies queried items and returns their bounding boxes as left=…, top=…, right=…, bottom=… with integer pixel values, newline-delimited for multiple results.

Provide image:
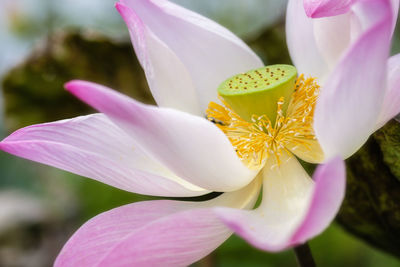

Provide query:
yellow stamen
left=206, top=74, right=320, bottom=169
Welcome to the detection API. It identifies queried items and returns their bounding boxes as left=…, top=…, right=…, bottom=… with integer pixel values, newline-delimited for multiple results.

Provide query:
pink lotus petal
left=311, top=0, right=398, bottom=72
left=290, top=157, right=345, bottom=244
left=286, top=0, right=329, bottom=79
left=214, top=154, right=345, bottom=251
left=97, top=208, right=230, bottom=267
left=66, top=80, right=258, bottom=192
left=115, top=3, right=201, bottom=115
left=55, top=178, right=261, bottom=267
left=0, top=114, right=207, bottom=197
left=351, top=0, right=392, bottom=30
left=116, top=0, right=263, bottom=115
left=352, top=0, right=399, bottom=36
left=377, top=54, right=400, bottom=127
left=314, top=0, right=392, bottom=159
left=303, top=0, right=356, bottom=18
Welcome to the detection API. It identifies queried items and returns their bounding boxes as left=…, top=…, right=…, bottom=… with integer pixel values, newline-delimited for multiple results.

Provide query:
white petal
left=313, top=13, right=352, bottom=69
left=286, top=0, right=329, bottom=79
left=116, top=0, right=263, bottom=115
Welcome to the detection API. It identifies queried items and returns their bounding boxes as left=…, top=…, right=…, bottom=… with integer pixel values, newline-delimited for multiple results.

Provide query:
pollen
left=206, top=74, right=320, bottom=169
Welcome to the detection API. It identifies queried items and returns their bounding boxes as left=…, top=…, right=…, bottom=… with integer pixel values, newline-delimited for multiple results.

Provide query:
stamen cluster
left=206, top=75, right=320, bottom=169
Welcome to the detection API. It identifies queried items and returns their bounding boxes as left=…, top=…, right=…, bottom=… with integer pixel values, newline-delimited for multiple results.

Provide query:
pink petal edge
left=0, top=114, right=206, bottom=197
left=303, top=0, right=356, bottom=18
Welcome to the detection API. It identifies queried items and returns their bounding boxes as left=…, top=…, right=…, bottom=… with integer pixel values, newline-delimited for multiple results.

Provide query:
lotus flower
left=0, top=0, right=398, bottom=266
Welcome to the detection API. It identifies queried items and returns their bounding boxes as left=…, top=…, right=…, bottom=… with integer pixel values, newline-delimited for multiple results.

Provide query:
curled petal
left=55, top=177, right=261, bottom=267
left=66, top=80, right=258, bottom=192
left=314, top=0, right=392, bottom=159
left=290, top=157, right=345, bottom=244
left=116, top=0, right=263, bottom=115
left=0, top=114, right=207, bottom=197
left=311, top=0, right=398, bottom=73
left=292, top=0, right=397, bottom=83
left=215, top=153, right=345, bottom=251
left=352, top=0, right=399, bottom=36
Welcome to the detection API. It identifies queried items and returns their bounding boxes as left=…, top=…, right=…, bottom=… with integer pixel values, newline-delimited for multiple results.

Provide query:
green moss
left=374, top=120, right=400, bottom=182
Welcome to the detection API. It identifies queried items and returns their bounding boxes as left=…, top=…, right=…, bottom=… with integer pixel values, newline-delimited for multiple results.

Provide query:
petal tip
left=303, top=0, right=324, bottom=18
left=303, top=5, right=317, bottom=18
left=303, top=0, right=357, bottom=18
left=115, top=1, right=137, bottom=25
left=64, top=80, right=86, bottom=92
left=115, top=1, right=127, bottom=14
left=0, top=141, right=6, bottom=151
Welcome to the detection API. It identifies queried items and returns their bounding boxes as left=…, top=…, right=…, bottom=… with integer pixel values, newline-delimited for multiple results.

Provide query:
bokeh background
left=1, top=0, right=400, bottom=266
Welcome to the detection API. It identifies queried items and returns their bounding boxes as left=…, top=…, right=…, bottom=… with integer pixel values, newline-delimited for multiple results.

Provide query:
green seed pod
left=217, top=64, right=297, bottom=123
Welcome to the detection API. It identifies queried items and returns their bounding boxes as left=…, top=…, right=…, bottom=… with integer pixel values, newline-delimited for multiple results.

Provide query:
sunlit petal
left=0, top=114, right=207, bottom=197
left=116, top=0, right=263, bottom=115
left=66, top=80, right=258, bottom=192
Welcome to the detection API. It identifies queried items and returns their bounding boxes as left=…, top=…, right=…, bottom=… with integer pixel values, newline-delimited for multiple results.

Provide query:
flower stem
left=294, top=243, right=316, bottom=267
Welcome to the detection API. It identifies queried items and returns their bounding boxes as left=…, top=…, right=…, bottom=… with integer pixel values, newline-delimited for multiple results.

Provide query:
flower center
left=207, top=68, right=320, bottom=170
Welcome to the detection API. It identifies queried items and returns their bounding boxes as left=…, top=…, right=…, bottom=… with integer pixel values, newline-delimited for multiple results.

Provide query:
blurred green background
left=0, top=0, right=400, bottom=266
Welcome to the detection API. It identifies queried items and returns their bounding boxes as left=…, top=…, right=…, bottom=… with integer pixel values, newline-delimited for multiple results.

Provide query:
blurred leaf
left=392, top=22, right=400, bottom=55
left=248, top=24, right=291, bottom=65
left=375, top=121, right=400, bottom=182
left=0, top=152, right=41, bottom=193
left=2, top=31, right=154, bottom=131
left=311, top=224, right=400, bottom=267
left=75, top=175, right=156, bottom=222
left=338, top=119, right=400, bottom=258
